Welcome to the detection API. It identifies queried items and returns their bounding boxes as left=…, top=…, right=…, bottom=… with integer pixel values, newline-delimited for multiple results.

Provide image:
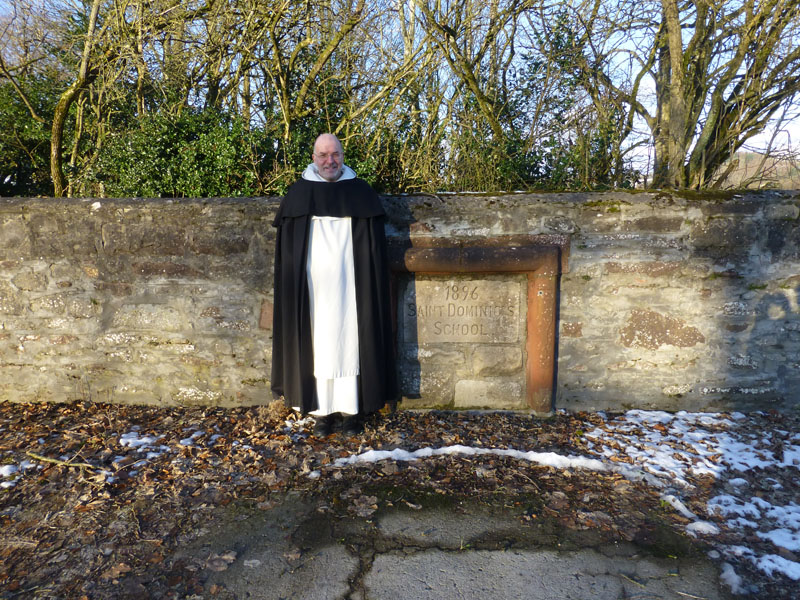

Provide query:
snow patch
left=720, top=563, right=744, bottom=594
left=687, top=521, right=721, bottom=537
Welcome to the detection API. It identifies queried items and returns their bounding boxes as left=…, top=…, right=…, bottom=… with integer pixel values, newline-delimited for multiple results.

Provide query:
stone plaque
left=402, top=279, right=521, bottom=343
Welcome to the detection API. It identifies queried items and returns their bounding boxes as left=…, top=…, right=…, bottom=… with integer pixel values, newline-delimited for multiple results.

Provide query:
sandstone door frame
left=388, top=238, right=567, bottom=412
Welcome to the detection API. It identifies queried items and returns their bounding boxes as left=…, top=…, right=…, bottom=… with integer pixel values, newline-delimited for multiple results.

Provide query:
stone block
left=141, top=224, right=190, bottom=256
left=401, top=278, right=522, bottom=344
left=622, top=217, right=685, bottom=232
left=49, top=262, right=85, bottom=283
left=722, top=301, right=753, bottom=316
left=0, top=216, right=32, bottom=259
left=174, top=386, right=225, bottom=406
left=191, top=227, right=249, bottom=255
left=454, top=379, right=525, bottom=409
left=30, top=293, right=68, bottom=314
left=259, top=300, right=273, bottom=330
left=42, top=317, right=100, bottom=336
left=0, top=280, right=25, bottom=314
left=728, top=354, right=758, bottom=370
left=134, top=261, right=201, bottom=277
left=662, top=383, right=693, bottom=397
left=619, top=309, right=705, bottom=350
left=700, top=199, right=762, bottom=216
left=544, top=215, right=578, bottom=234
left=472, top=347, right=522, bottom=376
left=766, top=204, right=800, bottom=220
left=110, top=304, right=185, bottom=332
left=723, top=321, right=750, bottom=333
left=94, top=281, right=133, bottom=296
left=35, top=217, right=100, bottom=257
left=417, top=369, right=456, bottom=402
left=402, top=346, right=465, bottom=364
left=101, top=222, right=138, bottom=253
left=690, top=219, right=754, bottom=254
left=561, top=322, right=583, bottom=337
left=604, top=261, right=681, bottom=277
left=66, top=297, right=100, bottom=319
left=399, top=365, right=454, bottom=405
left=12, top=271, right=48, bottom=291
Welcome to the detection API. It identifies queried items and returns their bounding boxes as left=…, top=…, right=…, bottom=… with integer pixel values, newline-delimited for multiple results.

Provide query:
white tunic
left=302, top=164, right=360, bottom=416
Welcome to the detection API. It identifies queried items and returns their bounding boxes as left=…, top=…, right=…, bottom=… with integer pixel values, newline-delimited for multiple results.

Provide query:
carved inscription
left=403, top=279, right=521, bottom=343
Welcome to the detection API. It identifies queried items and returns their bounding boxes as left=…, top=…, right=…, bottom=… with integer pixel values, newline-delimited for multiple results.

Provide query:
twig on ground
left=25, top=451, right=98, bottom=470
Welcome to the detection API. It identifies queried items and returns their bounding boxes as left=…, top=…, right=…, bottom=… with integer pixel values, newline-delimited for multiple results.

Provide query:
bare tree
left=577, top=0, right=800, bottom=188
left=416, top=0, right=532, bottom=142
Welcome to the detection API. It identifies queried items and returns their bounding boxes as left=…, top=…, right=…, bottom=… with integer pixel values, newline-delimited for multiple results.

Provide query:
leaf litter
left=0, top=401, right=798, bottom=599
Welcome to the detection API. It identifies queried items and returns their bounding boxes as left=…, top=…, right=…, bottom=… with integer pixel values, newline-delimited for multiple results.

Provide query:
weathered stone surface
left=110, top=305, right=185, bottom=332
left=454, top=380, right=525, bottom=409
left=0, top=216, right=32, bottom=259
left=618, top=310, right=705, bottom=350
left=543, top=215, right=579, bottom=234
left=401, top=279, right=521, bottom=344
left=191, top=227, right=249, bottom=255
left=728, top=354, right=758, bottom=370
left=30, top=293, right=69, bottom=314
left=173, top=386, right=226, bottom=406
left=399, top=366, right=454, bottom=407
left=472, top=347, right=522, bottom=376
left=134, top=261, right=201, bottom=277
left=0, top=280, right=25, bottom=314
left=258, top=300, right=273, bottom=330
left=690, top=219, right=754, bottom=254
left=94, top=281, right=133, bottom=296
left=603, top=262, right=681, bottom=277
left=405, top=347, right=466, bottom=364
left=561, top=322, right=583, bottom=338
left=12, top=271, right=48, bottom=291
left=622, top=216, right=685, bottom=232
left=766, top=203, right=800, bottom=220
left=66, top=297, right=100, bottom=319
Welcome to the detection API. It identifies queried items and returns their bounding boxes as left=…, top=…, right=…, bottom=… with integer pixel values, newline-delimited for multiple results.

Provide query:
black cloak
left=271, top=177, right=398, bottom=415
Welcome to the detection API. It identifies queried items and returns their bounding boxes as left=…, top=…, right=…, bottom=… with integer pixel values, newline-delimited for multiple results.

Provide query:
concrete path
left=178, top=492, right=731, bottom=600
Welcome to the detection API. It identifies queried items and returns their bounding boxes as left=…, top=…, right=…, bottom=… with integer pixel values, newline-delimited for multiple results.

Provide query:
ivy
left=93, top=110, right=265, bottom=198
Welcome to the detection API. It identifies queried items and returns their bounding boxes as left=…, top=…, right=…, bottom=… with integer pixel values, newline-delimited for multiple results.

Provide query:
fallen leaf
left=284, top=549, right=302, bottom=562
left=101, top=562, right=131, bottom=579
left=205, top=551, right=237, bottom=572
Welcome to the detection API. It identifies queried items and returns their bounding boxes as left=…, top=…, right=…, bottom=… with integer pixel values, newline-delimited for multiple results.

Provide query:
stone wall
left=1, top=191, right=799, bottom=412
left=0, top=198, right=275, bottom=406
left=382, top=190, right=800, bottom=412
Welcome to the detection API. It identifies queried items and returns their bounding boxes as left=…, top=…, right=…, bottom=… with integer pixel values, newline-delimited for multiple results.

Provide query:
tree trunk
left=651, top=0, right=689, bottom=188
left=51, top=83, right=81, bottom=197
left=50, top=0, right=102, bottom=197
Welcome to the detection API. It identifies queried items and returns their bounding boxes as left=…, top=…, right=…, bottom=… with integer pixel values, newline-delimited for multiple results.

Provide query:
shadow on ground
left=178, top=491, right=731, bottom=600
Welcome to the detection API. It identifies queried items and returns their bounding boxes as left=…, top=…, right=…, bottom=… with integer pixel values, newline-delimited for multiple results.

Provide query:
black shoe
left=313, top=415, right=333, bottom=436
left=341, top=414, right=364, bottom=435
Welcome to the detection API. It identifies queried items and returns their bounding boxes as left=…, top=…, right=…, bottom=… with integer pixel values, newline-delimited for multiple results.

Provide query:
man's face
left=312, top=136, right=343, bottom=182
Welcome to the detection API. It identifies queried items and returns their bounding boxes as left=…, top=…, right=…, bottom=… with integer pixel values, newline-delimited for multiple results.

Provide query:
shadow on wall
left=542, top=192, right=800, bottom=414
left=691, top=200, right=800, bottom=413
left=355, top=192, right=800, bottom=414
left=745, top=281, right=800, bottom=402
left=383, top=195, right=562, bottom=412
left=384, top=198, right=422, bottom=403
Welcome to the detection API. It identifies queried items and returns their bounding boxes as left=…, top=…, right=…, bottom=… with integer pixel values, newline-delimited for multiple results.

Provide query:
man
left=271, top=134, right=398, bottom=435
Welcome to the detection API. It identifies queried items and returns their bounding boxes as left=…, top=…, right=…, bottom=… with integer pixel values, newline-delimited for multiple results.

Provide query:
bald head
left=312, top=134, right=344, bottom=181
